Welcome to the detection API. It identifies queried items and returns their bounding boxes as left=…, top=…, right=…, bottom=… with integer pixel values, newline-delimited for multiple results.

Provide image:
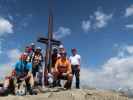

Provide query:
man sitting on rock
left=13, top=53, right=35, bottom=95
left=53, top=51, right=72, bottom=89
left=1, top=53, right=36, bottom=95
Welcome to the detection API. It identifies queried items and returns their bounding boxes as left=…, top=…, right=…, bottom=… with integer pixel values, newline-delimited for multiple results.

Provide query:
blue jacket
left=14, top=61, right=32, bottom=76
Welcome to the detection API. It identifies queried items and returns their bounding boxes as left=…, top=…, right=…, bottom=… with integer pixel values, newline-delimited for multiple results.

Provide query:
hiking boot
left=0, top=87, right=9, bottom=96
left=28, top=87, right=37, bottom=95
left=76, top=87, right=80, bottom=89
left=76, top=84, right=80, bottom=89
left=64, top=81, right=72, bottom=90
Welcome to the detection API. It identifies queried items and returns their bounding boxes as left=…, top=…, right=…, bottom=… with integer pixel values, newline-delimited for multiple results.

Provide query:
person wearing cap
left=31, top=47, right=43, bottom=85
left=69, top=48, right=81, bottom=89
left=12, top=53, right=34, bottom=94
left=53, top=51, right=72, bottom=89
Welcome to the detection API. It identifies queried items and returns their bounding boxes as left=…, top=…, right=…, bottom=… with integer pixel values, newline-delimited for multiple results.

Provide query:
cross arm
left=37, top=37, right=61, bottom=46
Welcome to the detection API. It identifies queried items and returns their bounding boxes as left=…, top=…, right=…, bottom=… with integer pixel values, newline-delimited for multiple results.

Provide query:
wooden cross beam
left=37, top=11, right=61, bottom=73
left=37, top=37, right=61, bottom=46
left=37, top=36, right=61, bottom=72
left=37, top=1, right=61, bottom=86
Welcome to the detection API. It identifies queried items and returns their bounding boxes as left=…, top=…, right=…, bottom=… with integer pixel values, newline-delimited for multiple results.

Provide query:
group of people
left=51, top=45, right=81, bottom=89
left=0, top=43, right=81, bottom=96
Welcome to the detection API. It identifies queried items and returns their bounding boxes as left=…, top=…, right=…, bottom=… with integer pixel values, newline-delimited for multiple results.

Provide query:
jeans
left=71, top=65, right=80, bottom=88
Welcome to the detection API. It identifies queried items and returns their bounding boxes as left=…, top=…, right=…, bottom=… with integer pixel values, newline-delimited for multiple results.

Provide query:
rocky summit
left=0, top=88, right=129, bottom=100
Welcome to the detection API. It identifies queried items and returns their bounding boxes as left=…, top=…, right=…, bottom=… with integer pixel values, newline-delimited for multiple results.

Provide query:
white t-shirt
left=69, top=54, right=81, bottom=65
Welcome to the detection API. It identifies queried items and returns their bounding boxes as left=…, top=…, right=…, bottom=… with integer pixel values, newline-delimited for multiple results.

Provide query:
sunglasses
left=60, top=53, right=66, bottom=56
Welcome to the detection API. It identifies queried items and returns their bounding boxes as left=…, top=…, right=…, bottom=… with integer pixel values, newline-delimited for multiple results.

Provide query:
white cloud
left=125, top=5, right=133, bottom=17
left=125, top=5, right=133, bottom=30
left=81, top=9, right=112, bottom=32
left=81, top=45, right=133, bottom=90
left=117, top=45, right=133, bottom=57
left=54, top=27, right=71, bottom=39
left=125, top=46, right=133, bottom=54
left=81, top=57, right=133, bottom=90
left=125, top=24, right=133, bottom=29
left=81, top=20, right=91, bottom=33
left=0, top=17, right=13, bottom=36
left=94, top=10, right=112, bottom=29
left=115, top=44, right=133, bottom=57
left=0, top=17, right=14, bottom=54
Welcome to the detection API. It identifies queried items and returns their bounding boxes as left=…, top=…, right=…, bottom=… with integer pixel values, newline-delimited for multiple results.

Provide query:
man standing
left=69, top=48, right=81, bottom=89
left=30, top=47, right=43, bottom=85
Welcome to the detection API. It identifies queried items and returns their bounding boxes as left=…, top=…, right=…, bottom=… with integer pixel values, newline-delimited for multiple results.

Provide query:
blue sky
left=0, top=0, right=132, bottom=66
left=1, top=0, right=133, bottom=89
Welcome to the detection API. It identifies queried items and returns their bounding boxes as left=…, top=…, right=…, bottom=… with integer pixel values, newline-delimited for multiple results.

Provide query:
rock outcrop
left=0, top=88, right=129, bottom=100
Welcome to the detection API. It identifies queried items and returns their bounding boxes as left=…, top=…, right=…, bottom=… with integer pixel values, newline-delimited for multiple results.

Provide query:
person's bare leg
left=64, top=74, right=73, bottom=89
left=29, top=74, right=34, bottom=88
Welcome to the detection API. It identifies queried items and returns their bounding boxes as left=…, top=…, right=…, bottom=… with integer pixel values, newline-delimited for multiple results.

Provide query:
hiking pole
left=42, top=62, right=45, bottom=88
